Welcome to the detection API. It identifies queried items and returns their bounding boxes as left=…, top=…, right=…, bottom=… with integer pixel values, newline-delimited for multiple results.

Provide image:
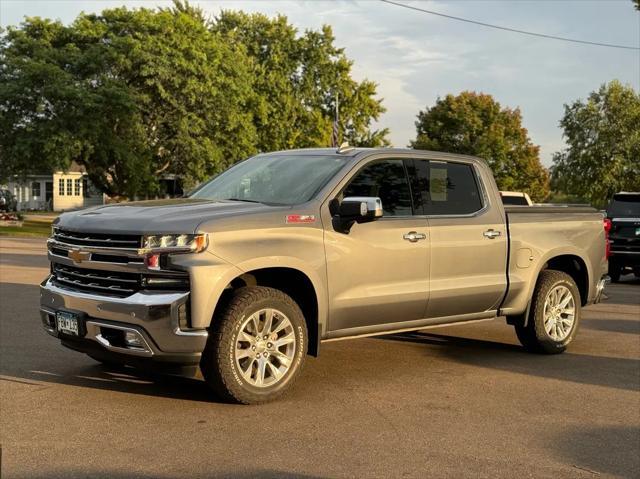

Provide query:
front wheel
left=514, top=270, right=581, bottom=354
left=200, top=286, right=307, bottom=404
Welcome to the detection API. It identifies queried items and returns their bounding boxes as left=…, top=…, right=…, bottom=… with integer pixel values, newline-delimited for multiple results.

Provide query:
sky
left=1, top=0, right=639, bottom=165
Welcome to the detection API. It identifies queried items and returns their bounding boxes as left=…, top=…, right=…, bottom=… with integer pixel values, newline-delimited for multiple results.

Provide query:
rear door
left=411, top=159, right=508, bottom=318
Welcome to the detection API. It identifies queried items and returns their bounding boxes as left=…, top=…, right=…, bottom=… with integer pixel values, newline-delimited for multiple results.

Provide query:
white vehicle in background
left=500, top=191, right=533, bottom=206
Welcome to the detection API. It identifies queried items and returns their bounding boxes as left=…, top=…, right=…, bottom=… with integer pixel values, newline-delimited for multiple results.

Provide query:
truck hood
left=55, top=198, right=284, bottom=234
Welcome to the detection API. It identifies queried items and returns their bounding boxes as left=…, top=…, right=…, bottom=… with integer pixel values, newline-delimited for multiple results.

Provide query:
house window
left=66, top=179, right=72, bottom=196
left=74, top=179, right=81, bottom=196
left=58, top=179, right=65, bottom=196
left=32, top=182, right=41, bottom=198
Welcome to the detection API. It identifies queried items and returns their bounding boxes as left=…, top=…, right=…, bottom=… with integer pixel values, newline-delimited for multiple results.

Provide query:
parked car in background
left=605, top=192, right=640, bottom=282
left=0, top=189, right=17, bottom=212
left=500, top=191, right=533, bottom=206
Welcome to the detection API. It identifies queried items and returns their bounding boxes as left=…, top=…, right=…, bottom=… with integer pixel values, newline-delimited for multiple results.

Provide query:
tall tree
left=211, top=11, right=389, bottom=151
left=0, top=4, right=257, bottom=197
left=551, top=80, right=640, bottom=207
left=1, top=2, right=389, bottom=198
left=411, top=92, right=549, bottom=201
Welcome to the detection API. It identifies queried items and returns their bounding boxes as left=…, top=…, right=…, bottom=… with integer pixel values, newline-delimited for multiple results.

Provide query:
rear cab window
left=408, top=159, right=484, bottom=216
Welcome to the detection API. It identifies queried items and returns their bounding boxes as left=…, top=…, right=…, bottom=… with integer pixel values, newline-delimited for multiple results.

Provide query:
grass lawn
left=0, top=214, right=56, bottom=238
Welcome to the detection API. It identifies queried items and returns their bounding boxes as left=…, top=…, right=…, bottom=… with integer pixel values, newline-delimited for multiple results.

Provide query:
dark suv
left=606, top=192, right=640, bottom=282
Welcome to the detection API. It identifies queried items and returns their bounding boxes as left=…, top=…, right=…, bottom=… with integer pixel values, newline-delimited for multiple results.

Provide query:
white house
left=3, top=163, right=105, bottom=212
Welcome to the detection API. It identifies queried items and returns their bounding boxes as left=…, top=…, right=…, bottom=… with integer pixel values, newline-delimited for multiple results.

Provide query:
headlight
left=141, top=233, right=208, bottom=254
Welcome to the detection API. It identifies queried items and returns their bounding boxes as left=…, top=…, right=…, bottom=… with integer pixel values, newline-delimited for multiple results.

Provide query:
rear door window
left=411, top=160, right=484, bottom=216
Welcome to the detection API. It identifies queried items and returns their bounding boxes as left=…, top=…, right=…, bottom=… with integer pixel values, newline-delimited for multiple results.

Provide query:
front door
left=412, top=159, right=508, bottom=318
left=324, top=159, right=429, bottom=333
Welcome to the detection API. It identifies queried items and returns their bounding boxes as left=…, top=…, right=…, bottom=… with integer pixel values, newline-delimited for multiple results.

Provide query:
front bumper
left=40, top=277, right=208, bottom=366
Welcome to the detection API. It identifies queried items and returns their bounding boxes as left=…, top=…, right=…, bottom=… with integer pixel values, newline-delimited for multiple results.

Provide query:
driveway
left=1, top=237, right=638, bottom=478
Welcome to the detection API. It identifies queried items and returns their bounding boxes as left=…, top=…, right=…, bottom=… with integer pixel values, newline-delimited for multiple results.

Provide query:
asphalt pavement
left=1, top=237, right=638, bottom=478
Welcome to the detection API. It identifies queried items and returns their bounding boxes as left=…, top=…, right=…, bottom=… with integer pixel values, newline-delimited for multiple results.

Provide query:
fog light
left=124, top=330, right=145, bottom=348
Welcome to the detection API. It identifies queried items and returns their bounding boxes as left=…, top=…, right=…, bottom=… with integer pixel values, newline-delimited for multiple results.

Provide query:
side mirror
left=339, top=197, right=384, bottom=222
left=330, top=196, right=383, bottom=234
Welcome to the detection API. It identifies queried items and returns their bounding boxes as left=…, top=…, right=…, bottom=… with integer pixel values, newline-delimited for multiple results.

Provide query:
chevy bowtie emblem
left=68, top=248, right=91, bottom=263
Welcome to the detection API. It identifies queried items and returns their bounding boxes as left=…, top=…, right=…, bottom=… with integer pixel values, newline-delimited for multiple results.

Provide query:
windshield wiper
left=223, top=198, right=263, bottom=204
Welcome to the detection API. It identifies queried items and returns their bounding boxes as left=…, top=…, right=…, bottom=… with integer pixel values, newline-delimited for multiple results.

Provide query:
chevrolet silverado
left=41, top=147, right=609, bottom=404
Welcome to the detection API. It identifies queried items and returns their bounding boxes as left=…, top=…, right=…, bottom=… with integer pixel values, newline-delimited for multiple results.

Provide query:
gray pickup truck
left=41, top=147, right=608, bottom=404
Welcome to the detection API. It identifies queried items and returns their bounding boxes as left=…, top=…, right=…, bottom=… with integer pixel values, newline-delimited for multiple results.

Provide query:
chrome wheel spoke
left=274, top=332, right=295, bottom=348
left=271, top=350, right=292, bottom=368
left=266, top=360, right=284, bottom=381
left=261, top=309, right=274, bottom=336
left=255, top=357, right=267, bottom=386
left=240, top=358, right=255, bottom=381
left=236, top=347, right=253, bottom=360
left=238, top=331, right=255, bottom=344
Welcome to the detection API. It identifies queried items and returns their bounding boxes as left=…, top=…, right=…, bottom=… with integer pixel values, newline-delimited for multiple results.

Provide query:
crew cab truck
left=41, top=148, right=608, bottom=404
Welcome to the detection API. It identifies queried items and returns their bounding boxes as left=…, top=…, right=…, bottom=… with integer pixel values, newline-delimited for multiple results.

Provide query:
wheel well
left=544, top=255, right=589, bottom=306
left=214, top=267, right=319, bottom=356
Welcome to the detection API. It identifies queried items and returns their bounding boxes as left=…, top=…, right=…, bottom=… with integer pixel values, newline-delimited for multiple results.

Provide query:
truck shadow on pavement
left=380, top=331, right=639, bottom=392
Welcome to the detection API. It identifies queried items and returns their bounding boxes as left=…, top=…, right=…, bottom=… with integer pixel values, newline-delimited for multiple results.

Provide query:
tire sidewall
left=223, top=294, right=307, bottom=400
left=533, top=274, right=581, bottom=352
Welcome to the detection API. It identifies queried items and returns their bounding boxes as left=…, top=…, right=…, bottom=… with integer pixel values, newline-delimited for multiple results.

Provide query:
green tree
left=0, top=3, right=257, bottom=197
left=1, top=2, right=388, bottom=198
left=211, top=11, right=389, bottom=151
left=551, top=80, right=640, bottom=208
left=411, top=92, right=550, bottom=201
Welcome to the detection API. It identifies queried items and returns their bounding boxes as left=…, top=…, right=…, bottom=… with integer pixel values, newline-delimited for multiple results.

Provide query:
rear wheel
left=514, top=270, right=581, bottom=354
left=200, top=286, right=307, bottom=404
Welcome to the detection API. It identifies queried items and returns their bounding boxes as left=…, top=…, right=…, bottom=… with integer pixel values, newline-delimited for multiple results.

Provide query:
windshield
left=191, top=154, right=349, bottom=205
left=607, top=194, right=640, bottom=218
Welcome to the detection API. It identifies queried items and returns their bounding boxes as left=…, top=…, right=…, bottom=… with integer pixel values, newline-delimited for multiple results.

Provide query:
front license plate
left=56, top=311, right=79, bottom=336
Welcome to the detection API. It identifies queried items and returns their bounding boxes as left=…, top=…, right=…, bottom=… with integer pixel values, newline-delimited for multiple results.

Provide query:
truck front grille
left=53, top=228, right=142, bottom=249
left=52, top=264, right=141, bottom=298
left=50, top=264, right=190, bottom=298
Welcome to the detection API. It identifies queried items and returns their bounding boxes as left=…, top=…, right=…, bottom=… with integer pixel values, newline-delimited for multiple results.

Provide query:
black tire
left=608, top=263, right=622, bottom=283
left=633, top=267, right=640, bottom=279
left=514, top=270, right=581, bottom=354
left=200, top=286, right=307, bottom=404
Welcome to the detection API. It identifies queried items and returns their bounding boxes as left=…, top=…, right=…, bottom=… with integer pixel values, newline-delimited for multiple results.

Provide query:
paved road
left=1, top=237, right=639, bottom=478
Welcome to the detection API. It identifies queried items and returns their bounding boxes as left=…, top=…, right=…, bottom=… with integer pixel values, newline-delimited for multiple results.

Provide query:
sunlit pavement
left=1, top=237, right=639, bottom=479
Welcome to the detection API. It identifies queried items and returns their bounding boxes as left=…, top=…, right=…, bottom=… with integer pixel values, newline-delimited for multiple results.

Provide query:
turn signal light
left=603, top=218, right=611, bottom=259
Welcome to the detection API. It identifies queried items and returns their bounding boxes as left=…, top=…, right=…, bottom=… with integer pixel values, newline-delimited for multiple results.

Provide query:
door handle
left=483, top=229, right=502, bottom=239
left=403, top=231, right=427, bottom=242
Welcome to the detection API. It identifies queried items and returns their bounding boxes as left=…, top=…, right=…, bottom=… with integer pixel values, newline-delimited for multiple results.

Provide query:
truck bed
left=500, top=205, right=607, bottom=315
